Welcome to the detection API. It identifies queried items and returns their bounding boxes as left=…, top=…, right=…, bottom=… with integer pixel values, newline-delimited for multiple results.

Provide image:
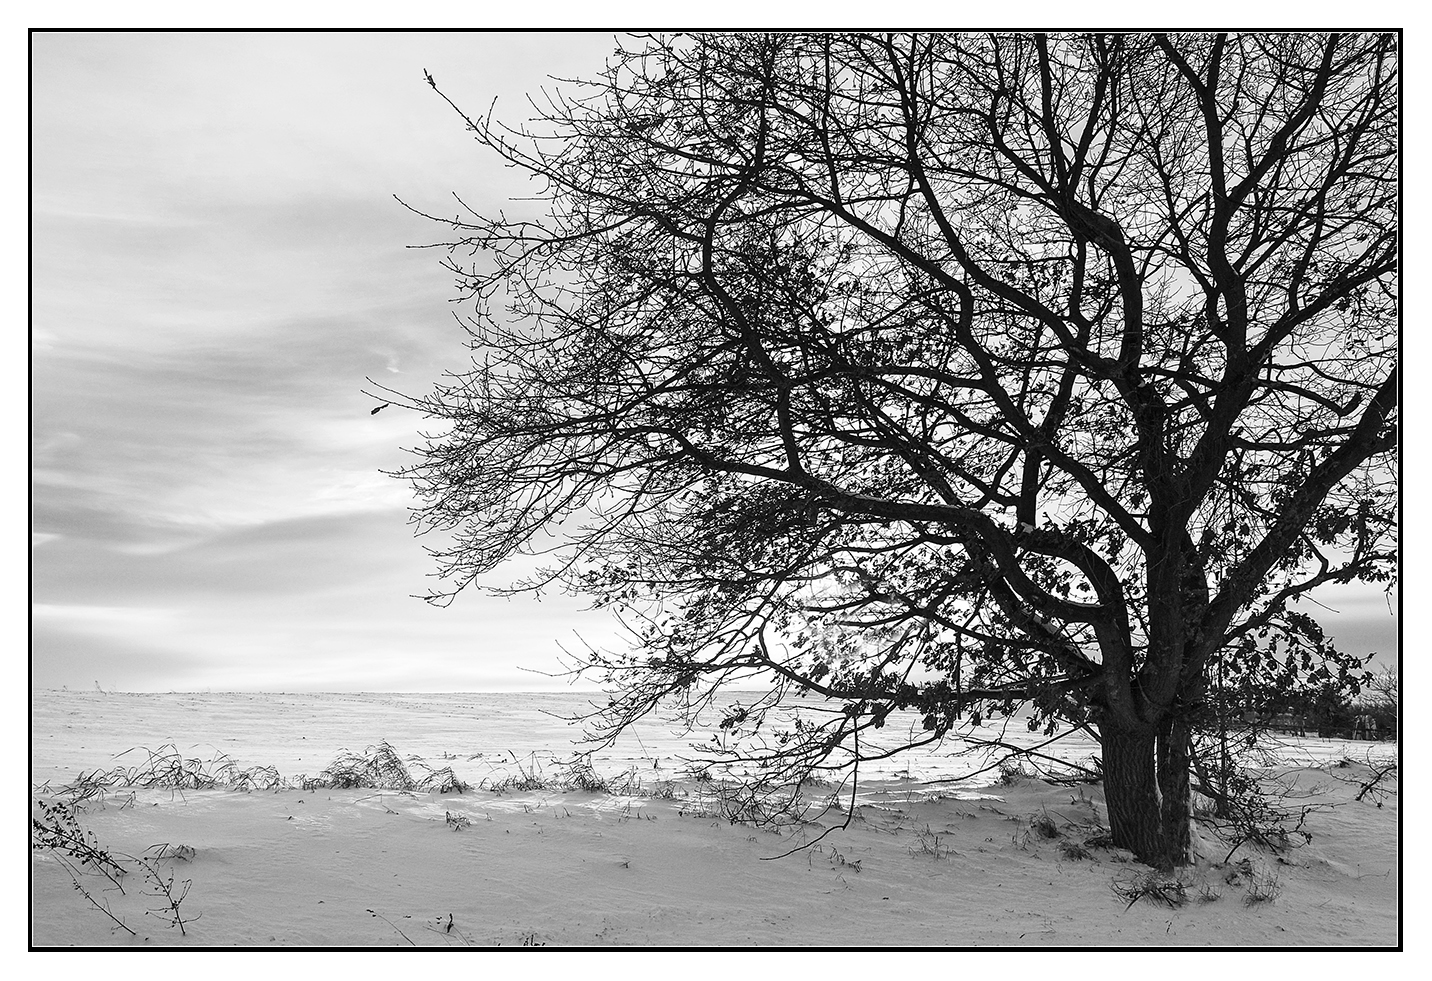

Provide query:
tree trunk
left=1101, top=716, right=1196, bottom=869
left=1101, top=724, right=1169, bottom=868
left=1157, top=714, right=1193, bottom=865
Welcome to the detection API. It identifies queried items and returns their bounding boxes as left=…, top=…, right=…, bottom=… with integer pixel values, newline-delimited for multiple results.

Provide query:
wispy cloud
left=31, top=32, right=622, bottom=691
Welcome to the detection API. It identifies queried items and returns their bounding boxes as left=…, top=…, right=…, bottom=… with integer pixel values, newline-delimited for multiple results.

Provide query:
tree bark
left=1157, top=713, right=1193, bottom=866
left=1101, top=723, right=1169, bottom=868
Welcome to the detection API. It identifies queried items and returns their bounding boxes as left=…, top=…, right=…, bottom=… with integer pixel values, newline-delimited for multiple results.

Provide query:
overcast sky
left=30, top=31, right=1398, bottom=693
left=31, top=32, right=636, bottom=691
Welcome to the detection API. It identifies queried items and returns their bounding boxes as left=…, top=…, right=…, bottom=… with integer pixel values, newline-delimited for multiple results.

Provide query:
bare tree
left=1364, top=666, right=1398, bottom=706
left=1355, top=664, right=1398, bottom=738
left=389, top=32, right=1397, bottom=868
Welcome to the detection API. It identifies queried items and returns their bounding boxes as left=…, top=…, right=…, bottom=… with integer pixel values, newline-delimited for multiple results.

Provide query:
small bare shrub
left=1242, top=868, right=1282, bottom=905
left=32, top=799, right=199, bottom=937
left=1111, top=870, right=1188, bottom=910
left=32, top=799, right=127, bottom=889
left=139, top=858, right=197, bottom=935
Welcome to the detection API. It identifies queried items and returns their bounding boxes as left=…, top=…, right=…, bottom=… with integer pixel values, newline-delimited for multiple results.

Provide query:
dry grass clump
left=1011, top=807, right=1073, bottom=851
left=36, top=770, right=115, bottom=808
left=313, top=742, right=415, bottom=790
left=911, top=825, right=955, bottom=860
left=557, top=759, right=610, bottom=793
left=413, top=764, right=469, bottom=794
left=992, top=756, right=1101, bottom=787
left=1242, top=869, right=1282, bottom=905
left=1111, top=869, right=1190, bottom=909
left=481, top=755, right=551, bottom=794
left=1111, top=860, right=1277, bottom=910
left=476, top=756, right=683, bottom=800
left=683, top=777, right=810, bottom=829
left=35, top=745, right=284, bottom=804
left=109, top=744, right=282, bottom=793
left=303, top=742, right=471, bottom=794
left=38, top=740, right=473, bottom=800
left=1222, top=857, right=1283, bottom=905
left=614, top=775, right=683, bottom=799
left=996, top=760, right=1040, bottom=786
left=561, top=760, right=682, bottom=799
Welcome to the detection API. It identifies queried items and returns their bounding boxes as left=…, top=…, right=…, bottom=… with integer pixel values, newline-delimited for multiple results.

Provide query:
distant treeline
left=1201, top=679, right=1397, bottom=740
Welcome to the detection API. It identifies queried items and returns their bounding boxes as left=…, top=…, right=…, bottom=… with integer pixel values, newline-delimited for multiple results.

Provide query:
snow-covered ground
left=29, top=691, right=1399, bottom=948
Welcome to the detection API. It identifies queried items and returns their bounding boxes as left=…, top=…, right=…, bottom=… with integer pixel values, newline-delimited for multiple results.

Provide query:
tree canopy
left=391, top=32, right=1397, bottom=867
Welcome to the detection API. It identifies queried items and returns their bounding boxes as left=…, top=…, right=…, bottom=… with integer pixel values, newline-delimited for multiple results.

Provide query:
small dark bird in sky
left=370, top=403, right=390, bottom=415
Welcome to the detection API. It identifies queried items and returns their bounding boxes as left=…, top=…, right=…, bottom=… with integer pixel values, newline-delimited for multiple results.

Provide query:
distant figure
left=1353, top=714, right=1378, bottom=740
